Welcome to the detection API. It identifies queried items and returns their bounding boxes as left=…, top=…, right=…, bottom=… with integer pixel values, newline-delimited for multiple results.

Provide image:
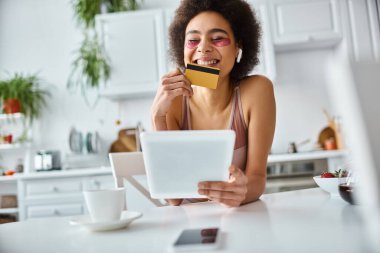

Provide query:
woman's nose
left=197, top=39, right=212, bottom=53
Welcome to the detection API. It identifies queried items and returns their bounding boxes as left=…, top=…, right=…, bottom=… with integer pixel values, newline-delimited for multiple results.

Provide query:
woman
left=151, top=0, right=276, bottom=207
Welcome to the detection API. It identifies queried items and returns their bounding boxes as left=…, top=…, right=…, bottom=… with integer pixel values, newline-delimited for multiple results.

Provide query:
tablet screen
left=141, top=130, right=235, bottom=199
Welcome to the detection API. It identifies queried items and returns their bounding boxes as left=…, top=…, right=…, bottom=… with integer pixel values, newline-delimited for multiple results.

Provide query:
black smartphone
left=172, top=227, right=221, bottom=251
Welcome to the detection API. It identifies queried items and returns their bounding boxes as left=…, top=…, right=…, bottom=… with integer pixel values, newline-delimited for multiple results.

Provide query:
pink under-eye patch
left=186, top=40, right=200, bottom=49
left=185, top=38, right=231, bottom=49
left=212, top=38, right=231, bottom=47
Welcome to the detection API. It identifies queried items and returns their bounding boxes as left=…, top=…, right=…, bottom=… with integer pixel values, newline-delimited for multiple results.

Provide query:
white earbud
left=236, top=48, right=243, bottom=63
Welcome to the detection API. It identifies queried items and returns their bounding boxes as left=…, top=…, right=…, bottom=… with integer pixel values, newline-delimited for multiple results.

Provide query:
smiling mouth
left=193, top=59, right=220, bottom=67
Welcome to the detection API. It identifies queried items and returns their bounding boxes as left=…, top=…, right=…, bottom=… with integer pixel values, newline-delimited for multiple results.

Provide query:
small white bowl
left=313, top=176, right=347, bottom=197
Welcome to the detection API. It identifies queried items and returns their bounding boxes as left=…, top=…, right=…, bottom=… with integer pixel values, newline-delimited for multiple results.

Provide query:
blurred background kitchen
left=0, top=0, right=379, bottom=222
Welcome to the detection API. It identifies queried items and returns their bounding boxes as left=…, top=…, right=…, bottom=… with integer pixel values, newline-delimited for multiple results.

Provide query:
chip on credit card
left=185, top=63, right=220, bottom=89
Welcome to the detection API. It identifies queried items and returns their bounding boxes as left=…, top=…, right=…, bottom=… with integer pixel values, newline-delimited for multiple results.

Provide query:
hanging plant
left=68, top=33, right=110, bottom=89
left=68, top=0, right=141, bottom=107
left=73, top=0, right=140, bottom=28
left=73, top=0, right=102, bottom=29
left=106, top=0, right=139, bottom=13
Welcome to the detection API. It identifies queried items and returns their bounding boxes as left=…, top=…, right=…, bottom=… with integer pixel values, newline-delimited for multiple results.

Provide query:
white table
left=0, top=188, right=370, bottom=253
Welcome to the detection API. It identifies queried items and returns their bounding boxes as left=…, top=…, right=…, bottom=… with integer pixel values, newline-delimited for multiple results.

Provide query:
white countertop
left=267, top=149, right=348, bottom=163
left=0, top=188, right=371, bottom=253
left=0, top=167, right=112, bottom=181
left=0, top=150, right=347, bottom=182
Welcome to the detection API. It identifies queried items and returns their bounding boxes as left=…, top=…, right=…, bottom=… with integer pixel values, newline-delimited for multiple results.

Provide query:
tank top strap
left=180, top=96, right=191, bottom=130
left=227, top=87, right=237, bottom=129
left=230, top=86, right=248, bottom=149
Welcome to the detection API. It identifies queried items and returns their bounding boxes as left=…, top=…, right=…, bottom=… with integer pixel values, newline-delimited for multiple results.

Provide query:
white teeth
left=197, top=60, right=217, bottom=65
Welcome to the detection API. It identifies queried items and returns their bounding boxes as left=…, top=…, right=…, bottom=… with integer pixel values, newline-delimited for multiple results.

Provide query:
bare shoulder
left=236, top=75, right=275, bottom=126
left=239, top=75, right=275, bottom=108
left=239, top=75, right=274, bottom=98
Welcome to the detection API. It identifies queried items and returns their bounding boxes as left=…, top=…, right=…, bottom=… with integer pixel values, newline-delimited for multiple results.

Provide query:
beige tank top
left=180, top=86, right=248, bottom=171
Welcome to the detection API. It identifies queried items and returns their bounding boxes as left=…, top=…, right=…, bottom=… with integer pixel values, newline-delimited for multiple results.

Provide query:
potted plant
left=0, top=80, right=21, bottom=114
left=0, top=73, right=50, bottom=122
left=68, top=0, right=140, bottom=107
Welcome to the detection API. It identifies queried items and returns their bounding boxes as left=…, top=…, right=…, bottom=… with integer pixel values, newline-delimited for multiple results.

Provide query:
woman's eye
left=186, top=39, right=200, bottom=49
left=212, top=38, right=231, bottom=47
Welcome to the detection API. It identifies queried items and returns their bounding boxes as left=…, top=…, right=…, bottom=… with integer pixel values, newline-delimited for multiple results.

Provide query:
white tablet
left=140, top=130, right=235, bottom=199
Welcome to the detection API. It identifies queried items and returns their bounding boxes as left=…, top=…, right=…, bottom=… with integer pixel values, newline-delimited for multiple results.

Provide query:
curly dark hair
left=169, top=0, right=261, bottom=84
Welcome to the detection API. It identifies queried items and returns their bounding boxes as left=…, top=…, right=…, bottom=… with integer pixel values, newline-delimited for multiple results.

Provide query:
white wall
left=0, top=0, right=335, bottom=170
left=273, top=50, right=334, bottom=153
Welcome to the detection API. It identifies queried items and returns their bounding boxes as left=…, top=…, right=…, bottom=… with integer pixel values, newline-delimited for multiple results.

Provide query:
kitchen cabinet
left=18, top=172, right=114, bottom=220
left=269, top=0, right=342, bottom=51
left=26, top=203, right=83, bottom=219
left=96, top=10, right=166, bottom=100
left=19, top=177, right=83, bottom=220
left=344, top=0, right=380, bottom=62
left=24, top=178, right=83, bottom=198
left=248, top=1, right=276, bottom=80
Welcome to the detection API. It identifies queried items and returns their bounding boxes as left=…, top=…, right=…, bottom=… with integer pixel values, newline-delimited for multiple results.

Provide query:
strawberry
left=321, top=172, right=335, bottom=178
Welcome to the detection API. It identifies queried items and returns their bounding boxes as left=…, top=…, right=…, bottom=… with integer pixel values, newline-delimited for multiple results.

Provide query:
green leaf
left=0, top=73, right=50, bottom=123
left=69, top=0, right=142, bottom=107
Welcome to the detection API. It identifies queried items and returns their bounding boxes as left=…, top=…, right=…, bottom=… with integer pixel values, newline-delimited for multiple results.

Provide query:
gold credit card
left=185, top=63, right=220, bottom=89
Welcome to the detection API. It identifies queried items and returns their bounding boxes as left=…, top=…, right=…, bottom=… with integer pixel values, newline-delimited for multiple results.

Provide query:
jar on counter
left=15, top=158, right=24, bottom=173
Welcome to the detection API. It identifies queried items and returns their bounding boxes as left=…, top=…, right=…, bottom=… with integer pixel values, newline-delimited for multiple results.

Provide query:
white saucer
left=69, top=210, right=142, bottom=232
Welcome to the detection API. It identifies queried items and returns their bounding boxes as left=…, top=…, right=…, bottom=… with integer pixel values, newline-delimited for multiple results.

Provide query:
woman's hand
left=151, top=69, right=193, bottom=121
left=198, top=165, right=248, bottom=207
left=165, top=199, right=183, bottom=206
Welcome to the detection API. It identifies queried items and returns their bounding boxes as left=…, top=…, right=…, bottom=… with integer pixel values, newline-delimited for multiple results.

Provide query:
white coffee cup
left=83, top=188, right=125, bottom=223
